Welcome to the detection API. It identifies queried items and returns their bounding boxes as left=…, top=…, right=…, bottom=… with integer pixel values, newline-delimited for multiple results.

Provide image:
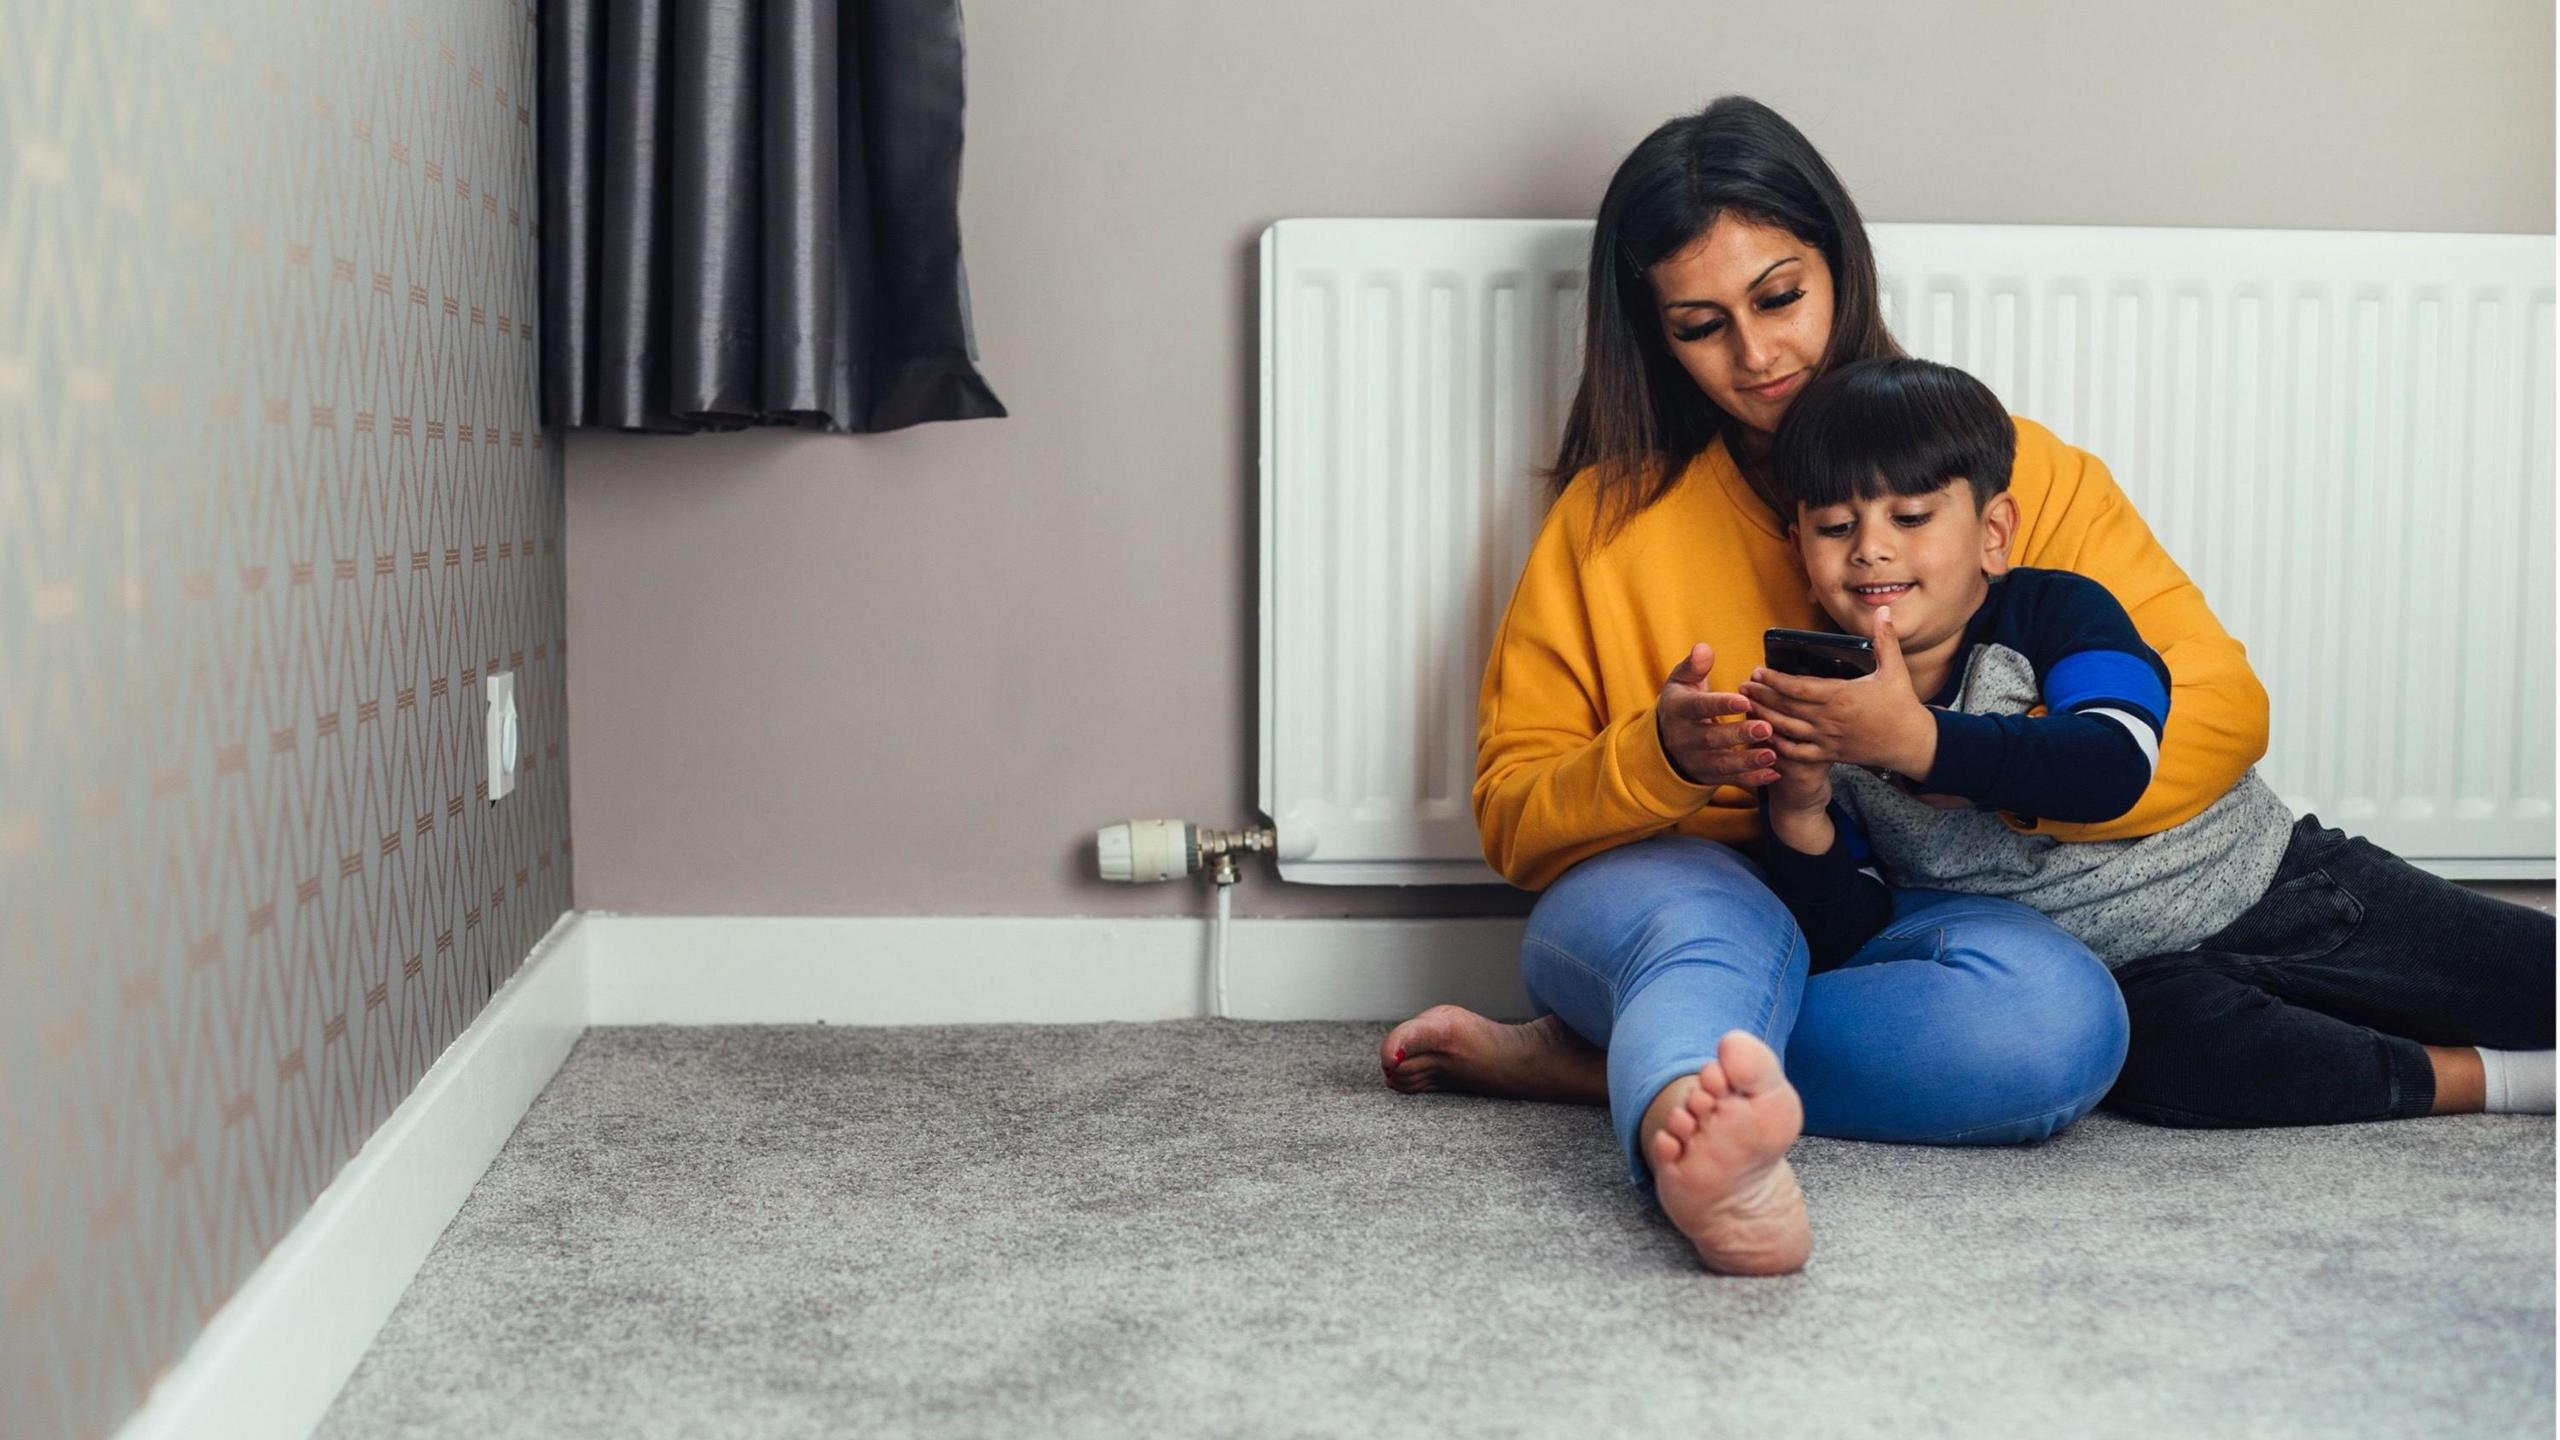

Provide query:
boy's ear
left=1979, top=492, right=2019, bottom=576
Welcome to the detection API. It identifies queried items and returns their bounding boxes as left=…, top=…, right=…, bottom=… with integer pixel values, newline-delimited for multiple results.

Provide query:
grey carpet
left=315, top=1023, right=2556, bottom=1439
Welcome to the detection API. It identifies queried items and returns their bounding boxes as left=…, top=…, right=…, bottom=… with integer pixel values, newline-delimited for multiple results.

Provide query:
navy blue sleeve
left=1921, top=571, right=2173, bottom=824
left=1758, top=794, right=1893, bottom=973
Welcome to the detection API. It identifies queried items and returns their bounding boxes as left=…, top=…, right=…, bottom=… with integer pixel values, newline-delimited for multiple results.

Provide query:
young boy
left=1741, top=356, right=2556, bottom=1125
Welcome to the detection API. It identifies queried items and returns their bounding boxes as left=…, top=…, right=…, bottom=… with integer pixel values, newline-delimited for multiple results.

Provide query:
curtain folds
left=541, top=0, right=1005, bottom=434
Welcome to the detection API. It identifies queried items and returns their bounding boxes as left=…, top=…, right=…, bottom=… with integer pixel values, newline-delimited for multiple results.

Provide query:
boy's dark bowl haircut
left=1772, top=357, right=2016, bottom=512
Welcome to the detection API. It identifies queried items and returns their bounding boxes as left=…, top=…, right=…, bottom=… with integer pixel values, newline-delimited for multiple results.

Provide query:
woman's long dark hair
left=1552, top=96, right=1899, bottom=546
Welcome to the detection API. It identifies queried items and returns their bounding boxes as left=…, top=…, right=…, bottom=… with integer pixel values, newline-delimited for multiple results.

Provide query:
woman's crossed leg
left=1383, top=834, right=2129, bottom=1272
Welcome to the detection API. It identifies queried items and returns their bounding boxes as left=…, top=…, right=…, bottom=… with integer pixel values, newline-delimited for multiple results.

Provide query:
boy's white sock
left=2476, top=1049, right=2556, bottom=1115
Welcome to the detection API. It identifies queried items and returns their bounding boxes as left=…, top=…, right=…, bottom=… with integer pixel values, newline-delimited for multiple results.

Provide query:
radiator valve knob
left=1096, top=820, right=1197, bottom=883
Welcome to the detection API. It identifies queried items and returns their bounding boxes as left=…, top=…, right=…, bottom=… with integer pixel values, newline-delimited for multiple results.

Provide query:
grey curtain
left=541, top=0, right=1006, bottom=434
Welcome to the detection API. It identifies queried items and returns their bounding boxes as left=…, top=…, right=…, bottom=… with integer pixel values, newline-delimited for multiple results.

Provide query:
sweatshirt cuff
left=1758, top=813, right=1860, bottom=896
left=1921, top=709, right=2004, bottom=801
left=1621, top=704, right=1716, bottom=816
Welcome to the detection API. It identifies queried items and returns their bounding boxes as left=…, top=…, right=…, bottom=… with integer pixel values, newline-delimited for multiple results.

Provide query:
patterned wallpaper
left=0, top=2, right=570, bottom=1437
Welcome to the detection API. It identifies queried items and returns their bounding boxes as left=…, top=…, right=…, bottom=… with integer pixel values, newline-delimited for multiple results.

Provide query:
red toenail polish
left=1393, top=1047, right=1406, bottom=1064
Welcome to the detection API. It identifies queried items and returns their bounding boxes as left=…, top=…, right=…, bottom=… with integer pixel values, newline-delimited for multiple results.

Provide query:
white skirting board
left=579, top=912, right=1535, bottom=1025
left=113, top=909, right=597, bottom=1440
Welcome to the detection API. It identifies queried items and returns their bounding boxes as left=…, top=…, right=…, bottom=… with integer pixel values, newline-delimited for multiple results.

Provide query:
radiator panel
left=1261, top=220, right=2555, bottom=883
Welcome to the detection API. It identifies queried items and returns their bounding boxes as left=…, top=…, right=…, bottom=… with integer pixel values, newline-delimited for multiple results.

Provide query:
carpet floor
left=314, top=1022, right=2555, bottom=1438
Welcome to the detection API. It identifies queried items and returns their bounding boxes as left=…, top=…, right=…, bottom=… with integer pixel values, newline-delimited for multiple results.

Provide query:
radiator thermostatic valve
left=1095, top=818, right=1279, bottom=1019
left=1095, top=819, right=1277, bottom=887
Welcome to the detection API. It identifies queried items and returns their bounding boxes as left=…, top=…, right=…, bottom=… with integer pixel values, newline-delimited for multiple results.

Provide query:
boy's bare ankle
left=2425, top=1044, right=2487, bottom=1114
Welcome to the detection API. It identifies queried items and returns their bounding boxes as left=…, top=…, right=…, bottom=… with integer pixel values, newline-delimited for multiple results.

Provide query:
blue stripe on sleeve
left=2045, top=649, right=2169, bottom=730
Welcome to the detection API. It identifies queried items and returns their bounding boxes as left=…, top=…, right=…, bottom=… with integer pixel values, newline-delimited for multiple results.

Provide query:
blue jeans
left=1522, top=835, right=2130, bottom=1185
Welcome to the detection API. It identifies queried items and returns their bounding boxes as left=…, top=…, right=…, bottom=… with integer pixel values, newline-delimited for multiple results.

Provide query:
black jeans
left=2104, top=815, right=2557, bottom=1127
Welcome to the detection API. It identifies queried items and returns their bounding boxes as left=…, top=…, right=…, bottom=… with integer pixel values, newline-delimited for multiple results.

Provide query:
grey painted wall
left=563, top=0, right=2554, bottom=918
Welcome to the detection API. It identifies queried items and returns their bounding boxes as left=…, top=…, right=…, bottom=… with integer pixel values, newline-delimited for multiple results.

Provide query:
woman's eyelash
left=1669, top=288, right=1807, bottom=343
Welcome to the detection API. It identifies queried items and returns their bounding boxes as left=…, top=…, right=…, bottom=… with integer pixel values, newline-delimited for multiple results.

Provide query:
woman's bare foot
left=1643, top=1031, right=1811, bottom=1275
left=1379, top=1005, right=1607, bottom=1105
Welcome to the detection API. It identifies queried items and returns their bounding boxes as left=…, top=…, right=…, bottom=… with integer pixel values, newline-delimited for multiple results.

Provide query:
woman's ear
left=1980, top=492, right=2019, bottom=576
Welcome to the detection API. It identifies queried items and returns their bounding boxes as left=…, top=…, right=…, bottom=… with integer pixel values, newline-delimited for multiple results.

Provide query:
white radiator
left=1259, top=219, right=2556, bottom=884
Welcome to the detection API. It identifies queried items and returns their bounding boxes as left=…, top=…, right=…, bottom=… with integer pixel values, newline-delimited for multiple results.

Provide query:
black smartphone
left=1763, top=627, right=1878, bottom=680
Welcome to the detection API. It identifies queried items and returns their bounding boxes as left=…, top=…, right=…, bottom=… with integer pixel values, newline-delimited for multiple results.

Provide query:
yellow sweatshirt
left=1472, top=418, right=2270, bottom=891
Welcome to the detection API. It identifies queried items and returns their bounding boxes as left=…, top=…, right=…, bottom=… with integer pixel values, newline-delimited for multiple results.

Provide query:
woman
left=1379, top=96, right=2274, bottom=1275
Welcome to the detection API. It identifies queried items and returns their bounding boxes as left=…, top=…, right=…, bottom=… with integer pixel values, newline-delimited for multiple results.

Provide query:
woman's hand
left=1740, top=606, right=1940, bottom=778
left=1656, top=642, right=1779, bottom=788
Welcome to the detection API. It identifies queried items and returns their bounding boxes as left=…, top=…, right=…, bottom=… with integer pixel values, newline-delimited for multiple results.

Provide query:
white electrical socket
left=486, top=671, right=519, bottom=802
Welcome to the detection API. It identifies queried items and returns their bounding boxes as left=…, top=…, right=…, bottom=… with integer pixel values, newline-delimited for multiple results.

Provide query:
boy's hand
left=1741, top=606, right=1940, bottom=779
left=1762, top=753, right=1836, bottom=856
left=1761, top=768, right=1843, bottom=855
left=1765, top=750, right=1832, bottom=814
